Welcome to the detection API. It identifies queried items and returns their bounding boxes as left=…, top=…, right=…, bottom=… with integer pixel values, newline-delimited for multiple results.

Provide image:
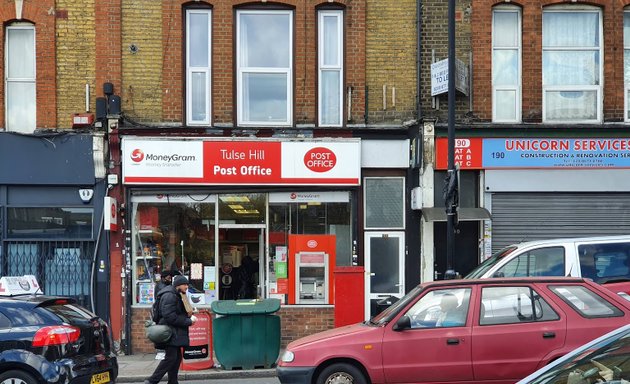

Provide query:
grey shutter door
left=491, top=193, right=630, bottom=252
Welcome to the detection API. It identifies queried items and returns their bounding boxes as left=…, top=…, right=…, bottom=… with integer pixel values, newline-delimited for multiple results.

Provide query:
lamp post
left=444, top=0, right=458, bottom=280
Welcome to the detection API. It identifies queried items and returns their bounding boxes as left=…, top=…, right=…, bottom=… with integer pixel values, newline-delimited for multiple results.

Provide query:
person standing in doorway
left=145, top=275, right=197, bottom=384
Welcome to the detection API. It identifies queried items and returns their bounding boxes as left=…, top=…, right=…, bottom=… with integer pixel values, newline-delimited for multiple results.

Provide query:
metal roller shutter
left=491, top=193, right=630, bottom=252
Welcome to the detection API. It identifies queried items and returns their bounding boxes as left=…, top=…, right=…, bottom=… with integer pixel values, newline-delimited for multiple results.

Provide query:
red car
left=277, top=277, right=630, bottom=384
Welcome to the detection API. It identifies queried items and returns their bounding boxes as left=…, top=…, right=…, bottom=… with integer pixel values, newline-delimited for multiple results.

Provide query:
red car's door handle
left=543, top=332, right=556, bottom=338
left=446, top=338, right=460, bottom=345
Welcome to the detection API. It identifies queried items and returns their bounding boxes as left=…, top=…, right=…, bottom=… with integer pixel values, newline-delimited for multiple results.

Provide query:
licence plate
left=90, top=371, right=110, bottom=384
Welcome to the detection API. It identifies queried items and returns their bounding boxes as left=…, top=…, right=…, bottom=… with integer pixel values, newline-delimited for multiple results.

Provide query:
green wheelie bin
left=211, top=298, right=281, bottom=370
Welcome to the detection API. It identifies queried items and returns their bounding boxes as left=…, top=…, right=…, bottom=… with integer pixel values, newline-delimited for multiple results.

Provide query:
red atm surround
left=287, top=234, right=336, bottom=305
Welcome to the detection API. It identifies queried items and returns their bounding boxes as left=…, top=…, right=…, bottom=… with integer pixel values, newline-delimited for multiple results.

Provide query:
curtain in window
left=543, top=12, right=599, bottom=86
left=6, top=27, right=36, bottom=133
left=319, top=12, right=342, bottom=126
left=543, top=10, right=600, bottom=121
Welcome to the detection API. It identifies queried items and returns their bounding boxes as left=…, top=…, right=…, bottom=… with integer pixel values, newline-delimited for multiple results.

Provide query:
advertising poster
left=276, top=278, right=289, bottom=294
left=275, top=262, right=287, bottom=279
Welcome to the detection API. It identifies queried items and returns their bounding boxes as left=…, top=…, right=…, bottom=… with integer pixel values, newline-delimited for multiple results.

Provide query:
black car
left=0, top=294, right=118, bottom=384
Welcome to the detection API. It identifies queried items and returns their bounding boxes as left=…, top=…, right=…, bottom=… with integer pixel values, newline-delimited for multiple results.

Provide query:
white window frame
left=318, top=10, right=343, bottom=127
left=186, top=9, right=212, bottom=126
left=542, top=5, right=603, bottom=124
left=5, top=23, right=36, bottom=133
left=624, top=10, right=630, bottom=123
left=236, top=9, right=293, bottom=127
left=492, top=6, right=521, bottom=123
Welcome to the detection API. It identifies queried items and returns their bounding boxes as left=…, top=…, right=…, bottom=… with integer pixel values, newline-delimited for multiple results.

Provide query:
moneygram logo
left=130, top=148, right=196, bottom=163
left=130, top=149, right=144, bottom=162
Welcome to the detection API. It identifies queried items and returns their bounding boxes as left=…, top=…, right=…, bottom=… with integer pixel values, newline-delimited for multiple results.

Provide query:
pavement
left=116, top=353, right=277, bottom=382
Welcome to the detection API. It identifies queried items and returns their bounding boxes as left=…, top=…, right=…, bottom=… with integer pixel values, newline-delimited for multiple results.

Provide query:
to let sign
left=430, top=58, right=469, bottom=97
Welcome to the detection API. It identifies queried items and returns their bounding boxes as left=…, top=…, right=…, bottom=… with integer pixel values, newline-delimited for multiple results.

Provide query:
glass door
left=364, top=231, right=405, bottom=319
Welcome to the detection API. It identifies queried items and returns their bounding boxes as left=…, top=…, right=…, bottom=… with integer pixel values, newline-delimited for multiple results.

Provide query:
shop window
left=268, top=192, right=352, bottom=304
left=6, top=23, right=36, bottom=133
left=132, top=196, right=216, bottom=305
left=492, top=6, right=521, bottom=123
left=6, top=207, right=93, bottom=239
left=318, top=9, right=343, bottom=127
left=236, top=9, right=293, bottom=126
left=186, top=8, right=212, bottom=126
left=364, top=177, right=405, bottom=230
left=542, top=5, right=602, bottom=123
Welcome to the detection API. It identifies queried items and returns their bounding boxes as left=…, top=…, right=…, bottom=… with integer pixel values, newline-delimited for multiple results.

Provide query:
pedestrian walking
left=145, top=275, right=197, bottom=384
left=153, top=269, right=176, bottom=360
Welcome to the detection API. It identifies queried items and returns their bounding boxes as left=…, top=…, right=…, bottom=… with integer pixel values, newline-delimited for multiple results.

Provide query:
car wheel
left=316, top=363, right=367, bottom=384
left=0, top=370, right=38, bottom=384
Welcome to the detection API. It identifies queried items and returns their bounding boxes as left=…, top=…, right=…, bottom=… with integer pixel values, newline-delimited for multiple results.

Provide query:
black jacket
left=156, top=285, right=192, bottom=347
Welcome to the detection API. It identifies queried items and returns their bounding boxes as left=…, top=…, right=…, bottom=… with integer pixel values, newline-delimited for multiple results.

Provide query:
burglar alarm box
left=288, top=234, right=336, bottom=305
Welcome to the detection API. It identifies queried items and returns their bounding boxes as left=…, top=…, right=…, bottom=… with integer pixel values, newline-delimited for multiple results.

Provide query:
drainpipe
left=416, top=0, right=423, bottom=120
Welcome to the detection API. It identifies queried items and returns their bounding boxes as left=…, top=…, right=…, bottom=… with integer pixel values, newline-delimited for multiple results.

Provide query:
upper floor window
left=318, top=10, right=343, bottom=127
left=492, top=6, right=521, bottom=123
left=5, top=23, right=36, bottom=133
left=542, top=6, right=602, bottom=123
left=624, top=11, right=630, bottom=122
left=186, top=9, right=212, bottom=126
left=237, top=10, right=293, bottom=126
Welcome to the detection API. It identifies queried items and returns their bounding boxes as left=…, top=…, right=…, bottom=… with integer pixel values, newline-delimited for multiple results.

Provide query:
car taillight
left=32, top=325, right=81, bottom=347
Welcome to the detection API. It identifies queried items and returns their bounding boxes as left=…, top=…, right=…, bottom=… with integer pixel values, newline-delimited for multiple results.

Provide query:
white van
left=465, top=235, right=630, bottom=294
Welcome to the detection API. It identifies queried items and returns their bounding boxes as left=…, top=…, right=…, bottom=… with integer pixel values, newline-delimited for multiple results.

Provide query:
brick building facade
left=419, top=0, right=630, bottom=281
left=0, top=0, right=422, bottom=357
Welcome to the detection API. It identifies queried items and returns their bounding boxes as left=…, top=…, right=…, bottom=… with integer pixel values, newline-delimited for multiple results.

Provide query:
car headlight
left=281, top=350, right=295, bottom=363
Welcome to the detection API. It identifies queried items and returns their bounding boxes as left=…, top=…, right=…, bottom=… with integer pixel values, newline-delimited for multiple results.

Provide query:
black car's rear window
left=42, top=304, right=95, bottom=324
left=1, top=305, right=51, bottom=326
left=0, top=299, right=96, bottom=327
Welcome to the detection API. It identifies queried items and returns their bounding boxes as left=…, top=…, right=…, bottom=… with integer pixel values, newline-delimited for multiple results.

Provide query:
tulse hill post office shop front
left=122, top=137, right=364, bottom=351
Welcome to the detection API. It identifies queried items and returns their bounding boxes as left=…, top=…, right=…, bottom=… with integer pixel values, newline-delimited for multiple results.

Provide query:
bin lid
left=211, top=298, right=281, bottom=315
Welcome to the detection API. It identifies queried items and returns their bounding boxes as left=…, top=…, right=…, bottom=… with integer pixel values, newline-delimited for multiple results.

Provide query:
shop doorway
left=364, top=231, right=405, bottom=319
left=217, top=225, right=265, bottom=300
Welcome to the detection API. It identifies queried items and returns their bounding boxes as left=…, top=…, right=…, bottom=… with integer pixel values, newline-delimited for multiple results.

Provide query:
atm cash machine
left=295, top=251, right=328, bottom=304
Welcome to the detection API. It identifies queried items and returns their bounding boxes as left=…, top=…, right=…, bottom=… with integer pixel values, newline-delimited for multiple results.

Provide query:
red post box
left=333, top=266, right=365, bottom=327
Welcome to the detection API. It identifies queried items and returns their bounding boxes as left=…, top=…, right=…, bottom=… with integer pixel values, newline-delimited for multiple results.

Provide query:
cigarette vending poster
left=275, top=246, right=287, bottom=262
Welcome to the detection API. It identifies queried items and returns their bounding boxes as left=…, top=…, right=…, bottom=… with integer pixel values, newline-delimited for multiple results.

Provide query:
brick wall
left=131, top=306, right=335, bottom=354
left=121, top=1, right=163, bottom=123
left=366, top=0, right=418, bottom=123
left=56, top=0, right=96, bottom=128
left=0, top=0, right=57, bottom=129
left=114, top=0, right=365, bottom=126
left=471, top=0, right=626, bottom=123
left=419, top=0, right=472, bottom=122
left=277, top=306, right=335, bottom=347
